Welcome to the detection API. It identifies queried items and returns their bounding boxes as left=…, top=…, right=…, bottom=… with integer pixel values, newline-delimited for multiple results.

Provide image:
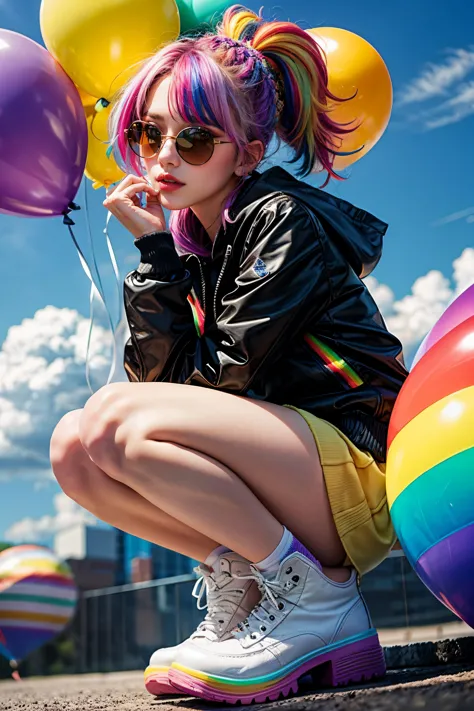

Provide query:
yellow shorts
left=286, top=406, right=396, bottom=576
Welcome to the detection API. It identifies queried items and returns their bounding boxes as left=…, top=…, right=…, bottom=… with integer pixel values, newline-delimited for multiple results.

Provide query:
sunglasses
left=125, top=120, right=232, bottom=166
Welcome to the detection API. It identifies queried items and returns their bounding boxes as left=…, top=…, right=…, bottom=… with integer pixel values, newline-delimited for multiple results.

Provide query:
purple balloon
left=0, top=30, right=87, bottom=218
left=416, top=523, right=474, bottom=629
left=412, top=283, right=474, bottom=368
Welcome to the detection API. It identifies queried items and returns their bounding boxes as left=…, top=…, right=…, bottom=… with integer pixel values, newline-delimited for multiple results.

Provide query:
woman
left=50, top=5, right=407, bottom=703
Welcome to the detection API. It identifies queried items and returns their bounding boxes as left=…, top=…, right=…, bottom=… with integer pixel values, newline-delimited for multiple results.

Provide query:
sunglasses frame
left=124, top=120, right=232, bottom=165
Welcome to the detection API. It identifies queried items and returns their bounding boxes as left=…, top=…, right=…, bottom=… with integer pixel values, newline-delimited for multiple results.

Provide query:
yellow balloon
left=40, top=0, right=180, bottom=100
left=76, top=86, right=97, bottom=110
left=84, top=104, right=126, bottom=190
left=307, top=27, right=392, bottom=170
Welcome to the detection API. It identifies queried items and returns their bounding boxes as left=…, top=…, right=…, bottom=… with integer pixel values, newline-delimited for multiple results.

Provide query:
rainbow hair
left=109, top=4, right=354, bottom=256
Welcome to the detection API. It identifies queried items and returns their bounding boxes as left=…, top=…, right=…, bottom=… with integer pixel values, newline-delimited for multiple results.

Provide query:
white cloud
left=424, top=81, right=474, bottom=129
left=453, top=247, right=474, bottom=294
left=433, top=206, right=474, bottom=226
left=0, top=305, right=127, bottom=480
left=396, top=47, right=474, bottom=129
left=4, top=493, right=99, bottom=544
left=366, top=248, right=474, bottom=360
left=397, top=48, right=474, bottom=105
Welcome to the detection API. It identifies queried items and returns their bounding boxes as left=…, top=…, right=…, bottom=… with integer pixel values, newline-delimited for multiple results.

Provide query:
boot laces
left=191, top=564, right=247, bottom=640
left=232, top=565, right=298, bottom=638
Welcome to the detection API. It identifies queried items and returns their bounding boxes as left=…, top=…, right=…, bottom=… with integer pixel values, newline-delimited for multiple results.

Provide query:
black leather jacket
left=124, top=167, right=408, bottom=461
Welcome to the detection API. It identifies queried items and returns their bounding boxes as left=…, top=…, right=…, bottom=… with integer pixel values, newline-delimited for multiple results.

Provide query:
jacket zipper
left=214, top=245, right=232, bottom=320
left=191, top=254, right=206, bottom=316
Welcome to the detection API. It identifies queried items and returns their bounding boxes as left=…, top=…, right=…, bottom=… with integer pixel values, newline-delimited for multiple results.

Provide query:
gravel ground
left=0, top=666, right=473, bottom=711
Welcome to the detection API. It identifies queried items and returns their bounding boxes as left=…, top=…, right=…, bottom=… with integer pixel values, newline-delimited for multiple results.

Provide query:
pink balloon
left=412, top=284, right=474, bottom=368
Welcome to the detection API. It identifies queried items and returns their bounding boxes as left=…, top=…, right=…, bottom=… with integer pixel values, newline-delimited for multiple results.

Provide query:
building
left=151, top=544, right=196, bottom=579
left=116, top=530, right=195, bottom=585
left=54, top=524, right=118, bottom=591
left=115, top=531, right=152, bottom=585
left=54, top=524, right=196, bottom=588
left=55, top=523, right=117, bottom=562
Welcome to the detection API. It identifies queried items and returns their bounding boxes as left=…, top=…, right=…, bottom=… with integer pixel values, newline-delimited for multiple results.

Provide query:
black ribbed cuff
left=134, top=231, right=185, bottom=280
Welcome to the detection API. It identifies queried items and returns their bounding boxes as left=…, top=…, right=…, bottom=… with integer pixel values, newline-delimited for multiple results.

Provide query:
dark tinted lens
left=176, top=127, right=214, bottom=165
left=127, top=121, right=161, bottom=159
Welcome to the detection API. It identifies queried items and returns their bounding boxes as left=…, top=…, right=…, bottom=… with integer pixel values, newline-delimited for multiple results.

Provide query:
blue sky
left=1, top=0, right=473, bottom=544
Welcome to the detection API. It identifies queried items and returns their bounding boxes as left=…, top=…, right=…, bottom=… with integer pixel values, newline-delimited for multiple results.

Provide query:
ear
left=235, top=140, right=265, bottom=176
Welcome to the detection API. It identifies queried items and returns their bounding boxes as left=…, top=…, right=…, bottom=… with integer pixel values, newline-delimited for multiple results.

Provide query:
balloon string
left=83, top=181, right=121, bottom=388
left=90, top=99, right=111, bottom=143
left=63, top=194, right=117, bottom=394
left=104, top=209, right=122, bottom=329
left=103, top=208, right=124, bottom=380
left=83, top=181, right=110, bottom=309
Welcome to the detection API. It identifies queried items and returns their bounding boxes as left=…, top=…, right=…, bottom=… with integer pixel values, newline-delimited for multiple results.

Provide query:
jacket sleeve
left=124, top=197, right=330, bottom=390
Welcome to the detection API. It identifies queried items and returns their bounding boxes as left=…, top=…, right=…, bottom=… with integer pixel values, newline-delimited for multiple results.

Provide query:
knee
left=50, top=410, right=90, bottom=502
left=79, top=383, right=136, bottom=476
left=50, top=409, right=82, bottom=470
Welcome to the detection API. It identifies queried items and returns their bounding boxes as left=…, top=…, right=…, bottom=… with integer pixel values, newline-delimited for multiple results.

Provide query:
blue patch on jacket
left=253, top=258, right=269, bottom=277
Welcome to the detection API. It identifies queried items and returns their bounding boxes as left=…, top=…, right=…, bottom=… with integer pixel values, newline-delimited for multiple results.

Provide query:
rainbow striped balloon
left=387, top=313, right=474, bottom=628
left=0, top=545, right=78, bottom=663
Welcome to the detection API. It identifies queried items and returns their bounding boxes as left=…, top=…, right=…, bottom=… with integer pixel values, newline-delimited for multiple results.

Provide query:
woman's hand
left=103, top=175, right=166, bottom=238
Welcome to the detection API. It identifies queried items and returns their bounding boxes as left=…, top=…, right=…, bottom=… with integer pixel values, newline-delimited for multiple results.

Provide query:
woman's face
left=141, top=75, right=242, bottom=215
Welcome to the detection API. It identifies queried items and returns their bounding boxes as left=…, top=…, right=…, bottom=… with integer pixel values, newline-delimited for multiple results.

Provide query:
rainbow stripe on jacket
left=304, top=333, right=363, bottom=389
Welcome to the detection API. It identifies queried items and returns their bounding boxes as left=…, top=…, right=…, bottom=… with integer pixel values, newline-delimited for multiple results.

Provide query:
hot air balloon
left=0, top=545, right=78, bottom=668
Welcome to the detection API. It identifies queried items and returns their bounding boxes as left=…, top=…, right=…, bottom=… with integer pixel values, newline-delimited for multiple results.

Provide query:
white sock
left=255, top=527, right=292, bottom=574
left=204, top=545, right=231, bottom=569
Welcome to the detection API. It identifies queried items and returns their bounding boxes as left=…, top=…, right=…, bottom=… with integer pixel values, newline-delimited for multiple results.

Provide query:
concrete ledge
left=385, top=636, right=474, bottom=669
left=378, top=620, right=473, bottom=646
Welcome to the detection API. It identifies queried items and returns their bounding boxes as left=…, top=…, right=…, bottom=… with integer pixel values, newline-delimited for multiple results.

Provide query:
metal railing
left=76, top=574, right=204, bottom=674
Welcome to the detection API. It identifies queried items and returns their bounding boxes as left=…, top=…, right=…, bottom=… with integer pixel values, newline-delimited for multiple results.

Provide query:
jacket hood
left=230, top=167, right=388, bottom=278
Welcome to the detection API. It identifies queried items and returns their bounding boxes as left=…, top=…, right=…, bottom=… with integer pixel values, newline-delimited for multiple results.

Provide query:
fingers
left=101, top=173, right=166, bottom=237
left=105, top=174, right=155, bottom=198
left=121, top=183, right=158, bottom=200
left=145, top=193, right=161, bottom=203
left=106, top=174, right=137, bottom=197
left=103, top=178, right=158, bottom=210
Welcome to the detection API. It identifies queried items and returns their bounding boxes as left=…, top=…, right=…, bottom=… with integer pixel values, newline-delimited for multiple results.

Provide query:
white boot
left=144, top=551, right=260, bottom=696
left=169, top=551, right=385, bottom=703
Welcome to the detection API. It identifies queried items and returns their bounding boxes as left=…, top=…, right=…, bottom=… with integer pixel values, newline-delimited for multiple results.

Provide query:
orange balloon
left=307, top=27, right=392, bottom=170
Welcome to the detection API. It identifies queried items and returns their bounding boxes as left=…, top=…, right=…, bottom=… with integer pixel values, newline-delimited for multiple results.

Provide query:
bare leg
left=76, top=383, right=346, bottom=572
left=50, top=410, right=219, bottom=562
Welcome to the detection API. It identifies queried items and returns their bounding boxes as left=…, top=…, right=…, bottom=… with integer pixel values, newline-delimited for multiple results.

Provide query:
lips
left=157, top=175, right=184, bottom=186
